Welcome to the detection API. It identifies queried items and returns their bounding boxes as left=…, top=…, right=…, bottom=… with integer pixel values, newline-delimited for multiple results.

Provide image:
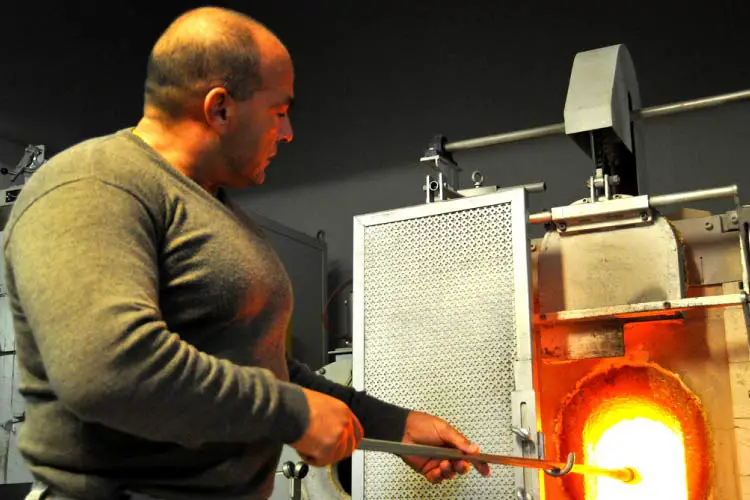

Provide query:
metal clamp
left=281, top=461, right=309, bottom=500
left=511, top=425, right=531, bottom=441
left=543, top=452, right=575, bottom=477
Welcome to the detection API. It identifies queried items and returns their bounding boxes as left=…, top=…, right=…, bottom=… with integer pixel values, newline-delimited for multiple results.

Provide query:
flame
left=583, top=397, right=687, bottom=499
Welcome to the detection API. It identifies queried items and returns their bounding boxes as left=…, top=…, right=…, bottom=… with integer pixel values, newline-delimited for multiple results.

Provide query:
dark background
left=1, top=0, right=749, bottom=350
left=0, top=0, right=749, bottom=496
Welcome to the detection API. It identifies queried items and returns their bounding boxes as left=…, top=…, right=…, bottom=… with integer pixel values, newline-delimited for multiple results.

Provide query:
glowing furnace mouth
left=583, top=398, right=687, bottom=499
left=555, top=362, right=710, bottom=500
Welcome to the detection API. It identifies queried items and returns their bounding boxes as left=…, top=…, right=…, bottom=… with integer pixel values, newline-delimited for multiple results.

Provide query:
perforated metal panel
left=352, top=189, right=537, bottom=499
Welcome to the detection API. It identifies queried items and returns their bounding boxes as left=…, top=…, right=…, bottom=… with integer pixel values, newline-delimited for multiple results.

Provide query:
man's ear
left=204, top=88, right=232, bottom=130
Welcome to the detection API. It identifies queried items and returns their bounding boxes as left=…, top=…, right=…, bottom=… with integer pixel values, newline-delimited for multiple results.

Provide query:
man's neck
left=132, top=113, right=219, bottom=193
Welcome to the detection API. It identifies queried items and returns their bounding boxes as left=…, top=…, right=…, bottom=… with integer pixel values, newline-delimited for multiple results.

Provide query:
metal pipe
left=650, top=185, right=738, bottom=208
left=529, top=211, right=552, bottom=224
left=527, top=185, right=739, bottom=225
left=520, top=181, right=546, bottom=193
left=445, top=89, right=750, bottom=153
left=445, top=124, right=565, bottom=152
left=640, top=89, right=750, bottom=119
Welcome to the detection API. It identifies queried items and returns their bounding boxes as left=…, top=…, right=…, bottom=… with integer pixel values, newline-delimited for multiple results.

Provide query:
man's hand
left=291, top=388, right=364, bottom=466
left=400, top=411, right=491, bottom=484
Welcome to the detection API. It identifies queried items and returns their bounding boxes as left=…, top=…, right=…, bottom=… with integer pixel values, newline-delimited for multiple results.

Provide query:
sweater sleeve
left=287, top=357, right=409, bottom=442
left=4, top=179, right=309, bottom=447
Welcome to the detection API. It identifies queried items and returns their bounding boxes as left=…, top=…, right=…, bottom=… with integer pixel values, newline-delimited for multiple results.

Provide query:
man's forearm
left=287, top=357, right=409, bottom=441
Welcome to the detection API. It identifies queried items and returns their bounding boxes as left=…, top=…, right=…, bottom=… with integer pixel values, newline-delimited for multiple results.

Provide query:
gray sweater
left=2, top=129, right=408, bottom=499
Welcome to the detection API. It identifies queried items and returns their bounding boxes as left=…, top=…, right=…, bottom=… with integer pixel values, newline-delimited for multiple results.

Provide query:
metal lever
left=357, top=438, right=574, bottom=477
left=357, top=438, right=637, bottom=483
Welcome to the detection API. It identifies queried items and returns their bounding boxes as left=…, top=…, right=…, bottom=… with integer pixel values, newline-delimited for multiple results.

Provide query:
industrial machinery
left=280, top=44, right=750, bottom=499
left=0, top=143, right=45, bottom=487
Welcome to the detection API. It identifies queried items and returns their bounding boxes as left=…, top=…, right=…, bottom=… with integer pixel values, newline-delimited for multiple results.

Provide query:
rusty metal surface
left=539, top=322, right=625, bottom=361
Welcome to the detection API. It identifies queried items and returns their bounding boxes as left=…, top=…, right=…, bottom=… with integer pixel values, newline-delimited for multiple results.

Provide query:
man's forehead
left=254, top=88, right=294, bottom=107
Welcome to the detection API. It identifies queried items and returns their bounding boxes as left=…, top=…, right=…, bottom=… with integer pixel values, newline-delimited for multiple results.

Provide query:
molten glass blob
left=583, top=398, right=687, bottom=499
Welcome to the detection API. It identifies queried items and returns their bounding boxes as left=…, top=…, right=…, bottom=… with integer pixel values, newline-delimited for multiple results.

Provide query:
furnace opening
left=555, top=362, right=710, bottom=500
left=583, top=397, right=687, bottom=499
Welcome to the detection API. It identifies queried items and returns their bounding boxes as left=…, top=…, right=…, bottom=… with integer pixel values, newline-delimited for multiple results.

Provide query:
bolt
left=640, top=212, right=650, bottom=221
left=530, top=243, right=537, bottom=252
left=558, top=222, right=567, bottom=232
left=731, top=214, right=739, bottom=224
left=317, top=368, right=326, bottom=375
left=704, top=221, right=714, bottom=231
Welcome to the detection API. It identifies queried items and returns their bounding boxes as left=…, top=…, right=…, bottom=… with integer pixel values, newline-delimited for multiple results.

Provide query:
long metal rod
left=357, top=438, right=636, bottom=483
left=650, top=184, right=738, bottom=208
left=445, top=89, right=750, bottom=152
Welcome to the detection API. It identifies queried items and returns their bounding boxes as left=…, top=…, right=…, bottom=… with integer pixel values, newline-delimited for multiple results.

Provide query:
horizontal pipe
left=446, top=124, right=565, bottom=152
left=529, top=211, right=552, bottom=224
left=649, top=185, right=738, bottom=208
left=527, top=185, right=739, bottom=225
left=445, top=89, right=750, bottom=153
left=640, top=89, right=750, bottom=120
left=519, top=181, right=546, bottom=193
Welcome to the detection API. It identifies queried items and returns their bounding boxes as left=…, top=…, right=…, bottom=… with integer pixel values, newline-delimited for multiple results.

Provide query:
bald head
left=143, top=6, right=288, bottom=118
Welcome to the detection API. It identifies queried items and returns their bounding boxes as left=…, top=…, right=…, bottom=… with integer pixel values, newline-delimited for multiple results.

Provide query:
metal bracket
left=8, top=144, right=45, bottom=183
left=586, top=167, right=621, bottom=203
left=512, top=391, right=541, bottom=498
left=420, top=135, right=463, bottom=203
left=551, top=194, right=652, bottom=234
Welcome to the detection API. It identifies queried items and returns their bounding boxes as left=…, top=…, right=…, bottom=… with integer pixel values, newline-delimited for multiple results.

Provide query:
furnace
left=347, top=44, right=750, bottom=500
left=272, top=44, right=750, bottom=500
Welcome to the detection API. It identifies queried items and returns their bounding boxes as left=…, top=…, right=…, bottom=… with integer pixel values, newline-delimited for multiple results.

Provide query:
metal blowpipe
left=357, top=438, right=638, bottom=484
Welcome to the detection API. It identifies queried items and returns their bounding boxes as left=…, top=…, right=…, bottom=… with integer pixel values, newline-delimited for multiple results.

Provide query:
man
left=4, top=6, right=490, bottom=500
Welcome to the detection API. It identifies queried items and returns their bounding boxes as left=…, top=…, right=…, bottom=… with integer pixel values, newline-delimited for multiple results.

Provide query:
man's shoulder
left=30, top=128, right=158, bottom=187
left=5, top=129, right=169, bottom=235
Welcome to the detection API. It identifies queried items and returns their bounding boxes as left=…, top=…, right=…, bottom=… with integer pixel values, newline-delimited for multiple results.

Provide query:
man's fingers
left=453, top=460, right=471, bottom=475
left=416, top=458, right=441, bottom=475
left=437, top=422, right=480, bottom=455
left=440, top=460, right=456, bottom=480
left=425, top=468, right=444, bottom=484
left=474, top=461, right=492, bottom=477
left=439, top=460, right=452, bottom=476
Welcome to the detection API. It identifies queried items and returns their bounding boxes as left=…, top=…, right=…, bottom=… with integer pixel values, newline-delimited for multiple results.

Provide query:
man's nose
left=278, top=115, right=293, bottom=143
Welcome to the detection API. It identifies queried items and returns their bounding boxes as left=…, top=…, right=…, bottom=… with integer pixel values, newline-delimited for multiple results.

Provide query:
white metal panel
left=352, top=189, right=537, bottom=499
